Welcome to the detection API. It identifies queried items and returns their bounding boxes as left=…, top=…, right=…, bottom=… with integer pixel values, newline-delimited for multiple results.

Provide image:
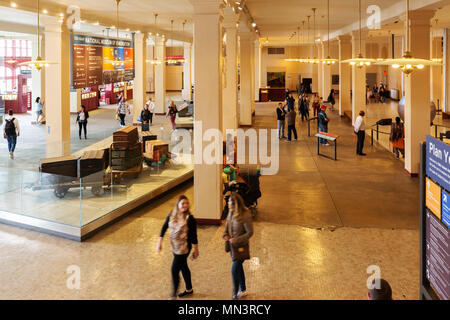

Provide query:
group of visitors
left=367, top=83, right=389, bottom=104
left=157, top=193, right=253, bottom=300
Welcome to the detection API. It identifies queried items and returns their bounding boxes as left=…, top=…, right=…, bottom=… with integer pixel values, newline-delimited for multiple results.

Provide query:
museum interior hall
left=0, top=0, right=449, bottom=301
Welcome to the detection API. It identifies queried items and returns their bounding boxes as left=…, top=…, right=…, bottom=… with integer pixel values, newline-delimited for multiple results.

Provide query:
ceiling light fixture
left=321, top=0, right=338, bottom=65
left=42, top=9, right=47, bottom=14
left=342, top=0, right=376, bottom=67
left=11, top=2, right=17, bottom=8
left=432, top=19, right=442, bottom=63
left=166, top=20, right=185, bottom=64
left=252, top=22, right=256, bottom=28
left=110, top=0, right=124, bottom=67
left=19, top=0, right=57, bottom=71
left=148, top=13, right=163, bottom=65
left=375, top=0, right=441, bottom=74
left=308, top=8, right=320, bottom=64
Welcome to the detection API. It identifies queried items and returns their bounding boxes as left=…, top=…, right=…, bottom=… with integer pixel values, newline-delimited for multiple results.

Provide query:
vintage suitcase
left=111, top=142, right=142, bottom=159
left=40, top=155, right=78, bottom=178
left=145, top=140, right=169, bottom=159
left=111, top=156, right=142, bottom=171
left=79, top=150, right=106, bottom=178
left=140, top=132, right=157, bottom=152
left=113, top=126, right=139, bottom=144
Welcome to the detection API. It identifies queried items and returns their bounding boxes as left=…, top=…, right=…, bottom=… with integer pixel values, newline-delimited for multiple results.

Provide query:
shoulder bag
left=227, top=215, right=250, bottom=261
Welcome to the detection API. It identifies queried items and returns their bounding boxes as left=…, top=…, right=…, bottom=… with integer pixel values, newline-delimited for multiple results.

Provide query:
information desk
left=315, top=132, right=339, bottom=160
left=259, top=88, right=285, bottom=102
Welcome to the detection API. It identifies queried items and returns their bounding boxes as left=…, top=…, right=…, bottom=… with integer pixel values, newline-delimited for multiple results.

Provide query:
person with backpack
left=390, top=117, right=404, bottom=159
left=156, top=195, right=199, bottom=299
left=318, top=105, right=330, bottom=146
left=76, top=105, right=89, bottom=139
left=3, top=109, right=20, bottom=159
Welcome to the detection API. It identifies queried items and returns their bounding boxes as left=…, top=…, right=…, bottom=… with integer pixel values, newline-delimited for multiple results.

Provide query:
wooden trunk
left=111, top=156, right=143, bottom=171
left=113, top=126, right=138, bottom=144
left=140, top=132, right=158, bottom=152
left=40, top=155, right=78, bottom=178
left=80, top=150, right=106, bottom=178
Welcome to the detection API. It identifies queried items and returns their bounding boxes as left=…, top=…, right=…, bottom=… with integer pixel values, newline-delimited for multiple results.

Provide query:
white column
left=31, top=36, right=44, bottom=109
left=182, top=43, right=192, bottom=101
left=43, top=17, right=70, bottom=157
left=192, top=0, right=223, bottom=222
left=254, top=39, right=261, bottom=101
left=404, top=10, right=434, bottom=175
left=239, top=27, right=255, bottom=126
left=154, top=35, right=166, bottom=114
left=443, top=29, right=450, bottom=112
left=222, top=6, right=239, bottom=131
left=338, top=35, right=352, bottom=117
left=351, top=30, right=367, bottom=124
left=132, top=32, right=147, bottom=124
left=321, top=42, right=331, bottom=99
left=430, top=36, right=442, bottom=107
left=312, top=44, right=318, bottom=94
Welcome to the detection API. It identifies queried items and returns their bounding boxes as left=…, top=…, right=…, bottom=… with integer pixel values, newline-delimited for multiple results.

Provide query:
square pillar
left=254, top=39, right=261, bottom=102
left=222, top=7, right=239, bottom=131
left=192, top=0, right=223, bottom=222
left=132, top=32, right=147, bottom=123
left=154, top=35, right=166, bottom=114
left=321, top=42, right=332, bottom=99
left=317, top=44, right=323, bottom=98
left=146, top=43, right=154, bottom=92
left=239, top=28, right=255, bottom=126
left=351, top=30, right=367, bottom=125
left=312, top=45, right=318, bottom=94
left=430, top=36, right=442, bottom=107
left=338, top=35, right=352, bottom=116
left=404, top=10, right=435, bottom=175
left=43, top=17, right=71, bottom=157
left=443, top=29, right=450, bottom=112
left=182, top=43, right=192, bottom=101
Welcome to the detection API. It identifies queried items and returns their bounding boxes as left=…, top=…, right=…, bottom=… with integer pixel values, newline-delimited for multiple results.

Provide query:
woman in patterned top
left=157, top=195, right=199, bottom=299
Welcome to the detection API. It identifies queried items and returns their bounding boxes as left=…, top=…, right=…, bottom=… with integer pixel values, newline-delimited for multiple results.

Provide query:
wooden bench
left=315, top=132, right=339, bottom=160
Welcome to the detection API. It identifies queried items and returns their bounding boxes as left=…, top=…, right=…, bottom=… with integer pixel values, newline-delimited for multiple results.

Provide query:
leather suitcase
left=113, top=126, right=138, bottom=144
left=140, top=132, right=158, bottom=152
left=111, top=142, right=142, bottom=158
left=145, top=140, right=169, bottom=159
left=111, top=156, right=142, bottom=170
left=80, top=150, right=106, bottom=178
left=40, top=155, right=78, bottom=178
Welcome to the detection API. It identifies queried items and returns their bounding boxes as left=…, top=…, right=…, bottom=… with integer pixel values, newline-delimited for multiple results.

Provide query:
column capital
left=190, top=0, right=224, bottom=15
left=183, top=42, right=192, bottom=49
left=223, top=5, right=239, bottom=29
left=351, top=30, right=368, bottom=41
left=154, top=35, right=167, bottom=46
left=134, top=32, right=146, bottom=41
left=409, top=9, right=435, bottom=25
left=338, top=34, right=352, bottom=43
left=41, top=16, right=67, bottom=33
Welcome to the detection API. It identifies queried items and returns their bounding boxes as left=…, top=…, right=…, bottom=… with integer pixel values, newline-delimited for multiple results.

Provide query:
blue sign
left=426, top=135, right=450, bottom=193
left=443, top=189, right=450, bottom=228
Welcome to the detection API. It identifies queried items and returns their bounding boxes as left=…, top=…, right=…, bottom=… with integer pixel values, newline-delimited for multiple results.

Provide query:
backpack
left=5, top=118, right=16, bottom=135
left=393, top=124, right=403, bottom=141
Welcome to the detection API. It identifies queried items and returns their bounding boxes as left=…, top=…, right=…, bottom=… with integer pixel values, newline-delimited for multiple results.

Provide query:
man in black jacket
left=276, top=103, right=286, bottom=139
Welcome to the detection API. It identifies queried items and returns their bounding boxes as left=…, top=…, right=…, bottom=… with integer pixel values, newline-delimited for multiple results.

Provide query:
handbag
left=226, top=215, right=250, bottom=261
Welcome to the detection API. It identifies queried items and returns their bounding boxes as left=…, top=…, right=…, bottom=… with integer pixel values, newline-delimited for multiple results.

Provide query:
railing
left=432, top=123, right=450, bottom=140
left=369, top=123, right=391, bottom=146
left=307, top=116, right=318, bottom=137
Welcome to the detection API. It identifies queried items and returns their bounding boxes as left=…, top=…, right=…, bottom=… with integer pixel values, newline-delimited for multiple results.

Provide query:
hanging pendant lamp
left=110, top=0, right=124, bottom=67
left=432, top=19, right=442, bottom=63
left=166, top=20, right=186, bottom=64
left=148, top=13, right=163, bottom=65
left=19, top=0, right=57, bottom=71
left=374, top=0, right=441, bottom=74
left=342, top=0, right=376, bottom=67
left=309, top=8, right=320, bottom=64
left=321, top=0, right=338, bottom=65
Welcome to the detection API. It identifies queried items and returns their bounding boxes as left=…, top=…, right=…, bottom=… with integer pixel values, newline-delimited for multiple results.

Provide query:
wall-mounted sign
left=72, top=34, right=134, bottom=89
left=426, top=135, right=450, bottom=192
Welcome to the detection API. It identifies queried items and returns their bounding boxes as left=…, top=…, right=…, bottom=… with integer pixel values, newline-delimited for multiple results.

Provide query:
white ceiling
left=1, top=0, right=450, bottom=46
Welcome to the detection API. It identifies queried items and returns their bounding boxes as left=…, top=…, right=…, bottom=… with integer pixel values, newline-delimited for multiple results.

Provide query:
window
left=268, top=47, right=285, bottom=55
left=0, top=39, right=32, bottom=93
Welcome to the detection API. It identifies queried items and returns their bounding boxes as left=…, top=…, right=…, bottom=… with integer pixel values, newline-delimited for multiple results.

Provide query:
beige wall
left=166, top=65, right=183, bottom=91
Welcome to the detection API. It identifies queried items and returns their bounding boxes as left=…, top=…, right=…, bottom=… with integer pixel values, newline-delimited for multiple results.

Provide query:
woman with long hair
left=157, top=195, right=199, bottom=299
left=166, top=101, right=178, bottom=130
left=223, top=192, right=254, bottom=300
left=75, top=105, right=89, bottom=139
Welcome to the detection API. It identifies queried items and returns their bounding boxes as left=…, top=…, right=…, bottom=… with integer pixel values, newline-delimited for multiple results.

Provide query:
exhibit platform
left=0, top=134, right=193, bottom=241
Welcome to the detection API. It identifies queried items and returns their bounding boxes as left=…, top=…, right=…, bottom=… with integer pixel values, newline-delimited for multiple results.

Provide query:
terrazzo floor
left=0, top=98, right=421, bottom=300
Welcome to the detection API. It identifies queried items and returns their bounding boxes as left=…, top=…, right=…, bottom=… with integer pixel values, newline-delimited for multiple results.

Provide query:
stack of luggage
left=111, top=126, right=143, bottom=171
left=40, top=155, right=78, bottom=185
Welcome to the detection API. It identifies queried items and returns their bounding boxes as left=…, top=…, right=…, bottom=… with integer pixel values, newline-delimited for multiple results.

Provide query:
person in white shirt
left=34, top=97, right=44, bottom=124
left=3, top=109, right=20, bottom=159
left=145, top=98, right=155, bottom=125
left=354, top=110, right=366, bottom=156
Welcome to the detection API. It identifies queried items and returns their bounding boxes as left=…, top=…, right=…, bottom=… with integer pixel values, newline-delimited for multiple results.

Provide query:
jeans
left=277, top=120, right=285, bottom=138
left=393, top=147, right=404, bottom=158
left=287, top=124, right=297, bottom=141
left=231, top=259, right=246, bottom=296
left=356, top=130, right=365, bottom=154
left=118, top=113, right=126, bottom=126
left=78, top=121, right=87, bottom=138
left=319, top=124, right=328, bottom=144
left=142, top=122, right=149, bottom=132
left=170, top=115, right=176, bottom=130
left=171, top=252, right=192, bottom=297
left=6, top=134, right=17, bottom=152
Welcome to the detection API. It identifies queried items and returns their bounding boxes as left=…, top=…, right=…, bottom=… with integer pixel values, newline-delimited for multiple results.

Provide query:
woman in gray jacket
left=223, top=192, right=254, bottom=300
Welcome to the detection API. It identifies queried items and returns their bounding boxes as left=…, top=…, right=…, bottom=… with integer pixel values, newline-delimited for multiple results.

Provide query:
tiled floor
left=0, top=98, right=421, bottom=300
